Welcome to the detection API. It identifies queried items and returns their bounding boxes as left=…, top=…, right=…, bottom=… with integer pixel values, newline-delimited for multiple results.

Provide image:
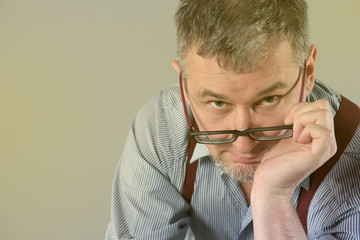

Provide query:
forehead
left=183, top=39, right=298, bottom=77
left=182, top=40, right=301, bottom=103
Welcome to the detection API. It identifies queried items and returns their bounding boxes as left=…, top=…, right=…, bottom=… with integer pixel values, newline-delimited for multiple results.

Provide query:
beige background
left=1, top=1, right=359, bottom=239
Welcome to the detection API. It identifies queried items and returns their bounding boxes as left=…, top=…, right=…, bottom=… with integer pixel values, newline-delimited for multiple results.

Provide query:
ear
left=172, top=60, right=181, bottom=75
left=172, top=60, right=190, bottom=103
left=304, top=45, right=317, bottom=97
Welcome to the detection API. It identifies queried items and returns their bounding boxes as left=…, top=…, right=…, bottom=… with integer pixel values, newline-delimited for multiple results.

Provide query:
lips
left=228, top=151, right=267, bottom=163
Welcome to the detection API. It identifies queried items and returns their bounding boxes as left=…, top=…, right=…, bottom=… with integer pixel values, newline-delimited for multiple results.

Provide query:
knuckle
left=316, top=99, right=331, bottom=110
left=326, top=131, right=337, bottom=157
left=332, top=141, right=337, bottom=155
left=318, top=109, right=332, bottom=119
left=317, top=98, right=329, bottom=105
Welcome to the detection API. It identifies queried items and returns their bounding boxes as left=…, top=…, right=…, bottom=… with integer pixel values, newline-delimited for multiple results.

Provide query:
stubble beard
left=212, top=154, right=258, bottom=183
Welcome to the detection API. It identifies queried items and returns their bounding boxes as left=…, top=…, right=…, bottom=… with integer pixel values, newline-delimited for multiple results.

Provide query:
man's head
left=173, top=0, right=317, bottom=182
left=175, top=0, right=310, bottom=75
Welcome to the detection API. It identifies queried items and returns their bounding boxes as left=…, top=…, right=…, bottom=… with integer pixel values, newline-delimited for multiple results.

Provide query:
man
left=106, top=0, right=360, bottom=239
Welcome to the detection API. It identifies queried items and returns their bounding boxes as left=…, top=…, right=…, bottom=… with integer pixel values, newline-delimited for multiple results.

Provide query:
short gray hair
left=175, top=0, right=310, bottom=73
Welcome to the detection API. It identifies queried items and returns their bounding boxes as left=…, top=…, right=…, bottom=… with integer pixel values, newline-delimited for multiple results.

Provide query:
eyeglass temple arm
left=179, top=74, right=192, bottom=130
left=299, top=62, right=307, bottom=102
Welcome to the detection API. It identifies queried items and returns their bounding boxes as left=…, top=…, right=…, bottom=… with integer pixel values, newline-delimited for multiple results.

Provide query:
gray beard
left=211, top=155, right=255, bottom=183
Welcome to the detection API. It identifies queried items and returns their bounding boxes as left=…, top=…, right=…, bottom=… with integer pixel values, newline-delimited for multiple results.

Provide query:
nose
left=231, top=134, right=257, bottom=153
left=230, top=108, right=257, bottom=152
left=230, top=106, right=253, bottom=131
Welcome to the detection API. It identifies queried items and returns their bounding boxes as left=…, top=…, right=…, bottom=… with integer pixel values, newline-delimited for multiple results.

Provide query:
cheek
left=205, top=144, right=224, bottom=160
left=193, top=109, right=228, bottom=131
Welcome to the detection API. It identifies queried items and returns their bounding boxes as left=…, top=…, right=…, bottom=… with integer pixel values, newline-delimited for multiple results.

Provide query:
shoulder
left=127, top=84, right=189, bottom=185
left=307, top=82, right=360, bottom=236
left=310, top=86, right=360, bottom=205
left=310, top=124, right=360, bottom=201
left=133, top=84, right=187, bottom=150
left=329, top=123, right=360, bottom=200
left=135, top=84, right=182, bottom=123
left=307, top=79, right=341, bottom=116
left=307, top=118, right=360, bottom=237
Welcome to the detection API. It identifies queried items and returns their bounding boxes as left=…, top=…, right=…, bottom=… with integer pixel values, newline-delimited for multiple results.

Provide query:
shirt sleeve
left=308, top=124, right=360, bottom=240
left=313, top=197, right=360, bottom=240
left=106, top=93, right=191, bottom=240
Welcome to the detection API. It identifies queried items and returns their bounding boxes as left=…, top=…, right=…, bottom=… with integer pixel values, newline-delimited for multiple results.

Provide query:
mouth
left=228, top=150, right=268, bottom=164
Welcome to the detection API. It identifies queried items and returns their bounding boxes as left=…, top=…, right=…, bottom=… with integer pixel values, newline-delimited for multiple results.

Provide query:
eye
left=260, top=96, right=280, bottom=106
left=210, top=100, right=227, bottom=109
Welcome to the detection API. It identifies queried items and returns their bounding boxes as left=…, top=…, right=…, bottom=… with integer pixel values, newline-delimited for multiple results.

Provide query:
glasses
left=180, top=64, right=307, bottom=144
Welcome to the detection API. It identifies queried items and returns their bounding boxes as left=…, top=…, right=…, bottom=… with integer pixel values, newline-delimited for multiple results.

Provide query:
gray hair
left=175, top=0, right=310, bottom=74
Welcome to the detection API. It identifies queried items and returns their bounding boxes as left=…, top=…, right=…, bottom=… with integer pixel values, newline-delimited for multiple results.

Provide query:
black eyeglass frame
left=179, top=62, right=307, bottom=144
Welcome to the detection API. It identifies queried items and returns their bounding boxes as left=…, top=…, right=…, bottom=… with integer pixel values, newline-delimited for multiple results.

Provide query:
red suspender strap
left=297, top=96, right=360, bottom=234
left=182, top=136, right=198, bottom=203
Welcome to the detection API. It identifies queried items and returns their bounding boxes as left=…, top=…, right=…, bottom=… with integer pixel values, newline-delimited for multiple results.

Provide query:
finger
left=296, top=124, right=337, bottom=165
left=292, top=108, right=334, bottom=141
left=284, top=99, right=331, bottom=125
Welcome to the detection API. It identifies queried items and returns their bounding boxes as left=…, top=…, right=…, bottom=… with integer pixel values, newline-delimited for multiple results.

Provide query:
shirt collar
left=299, top=175, right=311, bottom=190
left=190, top=143, right=212, bottom=163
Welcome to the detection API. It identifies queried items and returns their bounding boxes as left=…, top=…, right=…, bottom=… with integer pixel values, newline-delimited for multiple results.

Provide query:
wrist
left=251, top=178, right=295, bottom=204
left=251, top=183, right=307, bottom=240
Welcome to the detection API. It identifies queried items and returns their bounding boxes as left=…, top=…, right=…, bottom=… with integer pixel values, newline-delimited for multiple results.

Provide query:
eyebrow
left=257, top=81, right=288, bottom=97
left=198, top=89, right=228, bottom=100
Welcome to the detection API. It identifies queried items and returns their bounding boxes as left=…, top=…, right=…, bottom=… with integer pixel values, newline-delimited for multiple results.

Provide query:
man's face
left=182, top=40, right=309, bottom=182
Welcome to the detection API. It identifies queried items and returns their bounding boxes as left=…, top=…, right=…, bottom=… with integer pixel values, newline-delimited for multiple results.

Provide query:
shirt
left=106, top=80, right=360, bottom=240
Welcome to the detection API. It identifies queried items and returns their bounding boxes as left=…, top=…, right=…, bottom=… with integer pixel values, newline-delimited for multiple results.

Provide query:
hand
left=252, top=99, right=337, bottom=199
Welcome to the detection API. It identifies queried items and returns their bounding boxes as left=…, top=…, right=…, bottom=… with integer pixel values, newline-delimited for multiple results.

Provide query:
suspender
left=297, top=96, right=360, bottom=233
left=181, top=95, right=360, bottom=232
left=182, top=136, right=198, bottom=203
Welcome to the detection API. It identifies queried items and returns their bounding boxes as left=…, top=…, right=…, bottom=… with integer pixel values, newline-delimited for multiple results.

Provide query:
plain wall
left=1, top=1, right=359, bottom=239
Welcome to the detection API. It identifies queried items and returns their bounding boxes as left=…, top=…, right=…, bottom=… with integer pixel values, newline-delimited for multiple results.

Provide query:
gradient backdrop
left=1, top=1, right=359, bottom=239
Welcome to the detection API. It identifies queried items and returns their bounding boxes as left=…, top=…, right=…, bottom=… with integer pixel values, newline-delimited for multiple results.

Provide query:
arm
left=252, top=188, right=307, bottom=239
left=251, top=99, right=337, bottom=239
left=106, top=95, right=190, bottom=240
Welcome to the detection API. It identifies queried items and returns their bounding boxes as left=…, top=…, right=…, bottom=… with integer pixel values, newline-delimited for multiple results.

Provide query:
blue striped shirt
left=106, top=80, right=360, bottom=240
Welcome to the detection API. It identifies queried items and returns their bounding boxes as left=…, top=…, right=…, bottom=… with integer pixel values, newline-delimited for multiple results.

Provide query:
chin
left=211, top=155, right=258, bottom=183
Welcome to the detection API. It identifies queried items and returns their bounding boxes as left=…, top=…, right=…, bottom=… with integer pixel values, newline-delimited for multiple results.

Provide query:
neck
left=239, top=181, right=253, bottom=206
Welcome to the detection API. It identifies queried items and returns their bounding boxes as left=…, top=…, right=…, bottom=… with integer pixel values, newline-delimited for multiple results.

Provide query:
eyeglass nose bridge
left=231, top=128, right=271, bottom=141
left=237, top=125, right=294, bottom=141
